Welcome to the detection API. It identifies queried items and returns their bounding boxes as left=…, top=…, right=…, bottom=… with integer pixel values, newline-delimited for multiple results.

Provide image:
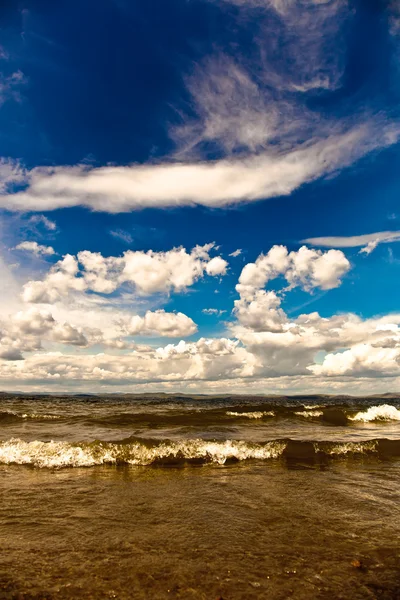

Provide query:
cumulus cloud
left=126, top=310, right=197, bottom=337
left=310, top=343, right=400, bottom=377
left=236, top=244, right=350, bottom=300
left=1, top=239, right=400, bottom=390
left=304, top=231, right=400, bottom=254
left=21, top=244, right=227, bottom=303
left=234, top=290, right=287, bottom=332
left=205, top=256, right=228, bottom=276
left=15, top=241, right=55, bottom=257
left=2, top=306, right=400, bottom=385
left=0, top=307, right=92, bottom=360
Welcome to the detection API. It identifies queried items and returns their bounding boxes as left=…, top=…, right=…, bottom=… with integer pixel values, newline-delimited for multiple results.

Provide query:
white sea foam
left=226, top=411, right=275, bottom=419
left=0, top=410, right=60, bottom=421
left=294, top=411, right=323, bottom=418
left=320, top=441, right=378, bottom=455
left=349, top=404, right=400, bottom=423
left=0, top=438, right=286, bottom=468
left=21, top=413, right=61, bottom=420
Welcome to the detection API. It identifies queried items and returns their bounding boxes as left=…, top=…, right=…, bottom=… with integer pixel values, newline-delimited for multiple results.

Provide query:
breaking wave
left=349, top=405, right=400, bottom=422
left=294, top=411, right=324, bottom=418
left=0, top=411, right=61, bottom=423
left=1, top=437, right=399, bottom=468
left=226, top=411, right=275, bottom=419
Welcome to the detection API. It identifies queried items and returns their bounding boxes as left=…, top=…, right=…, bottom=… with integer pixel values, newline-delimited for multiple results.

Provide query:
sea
left=0, top=392, right=400, bottom=599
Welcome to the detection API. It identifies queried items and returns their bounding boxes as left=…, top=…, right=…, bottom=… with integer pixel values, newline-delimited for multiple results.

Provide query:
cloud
left=0, top=0, right=398, bottom=217
left=0, top=158, right=26, bottom=193
left=202, top=308, right=227, bottom=316
left=0, top=70, right=27, bottom=106
left=1, top=239, right=400, bottom=390
left=236, top=244, right=350, bottom=300
left=304, top=231, right=400, bottom=255
left=15, top=241, right=55, bottom=257
left=175, top=0, right=352, bottom=154
left=234, top=290, right=287, bottom=332
left=21, top=244, right=228, bottom=303
left=126, top=310, right=197, bottom=337
left=388, top=1, right=400, bottom=36
left=0, top=307, right=92, bottom=359
left=229, top=249, right=242, bottom=257
left=28, top=215, right=57, bottom=231
left=109, top=229, right=133, bottom=244
left=310, top=343, right=400, bottom=377
left=0, top=46, right=9, bottom=61
left=0, top=0, right=396, bottom=220
left=205, top=256, right=228, bottom=276
left=359, top=241, right=379, bottom=256
left=0, top=121, right=397, bottom=213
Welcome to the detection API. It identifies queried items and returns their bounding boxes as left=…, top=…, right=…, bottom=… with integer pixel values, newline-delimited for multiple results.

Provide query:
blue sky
left=1, top=0, right=400, bottom=394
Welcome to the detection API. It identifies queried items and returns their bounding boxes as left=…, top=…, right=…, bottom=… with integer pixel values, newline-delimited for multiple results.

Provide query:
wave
left=0, top=411, right=61, bottom=424
left=226, top=411, right=275, bottom=419
left=294, top=411, right=324, bottom=418
left=1, top=403, right=399, bottom=430
left=1, top=437, right=399, bottom=468
left=349, top=404, right=400, bottom=422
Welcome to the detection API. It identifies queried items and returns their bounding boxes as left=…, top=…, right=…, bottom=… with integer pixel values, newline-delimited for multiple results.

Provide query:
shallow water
left=1, top=393, right=400, bottom=598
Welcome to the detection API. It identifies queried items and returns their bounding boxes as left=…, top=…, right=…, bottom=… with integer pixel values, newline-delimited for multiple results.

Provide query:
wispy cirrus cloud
left=304, top=231, right=400, bottom=255
left=0, top=121, right=398, bottom=212
left=109, top=229, right=133, bottom=244
left=0, top=70, right=27, bottom=107
left=0, top=1, right=397, bottom=213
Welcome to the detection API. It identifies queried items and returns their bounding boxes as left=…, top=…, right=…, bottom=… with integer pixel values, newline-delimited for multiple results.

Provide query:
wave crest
left=0, top=411, right=61, bottom=423
left=0, top=438, right=286, bottom=468
left=349, top=405, right=400, bottom=422
left=0, top=437, right=399, bottom=468
left=226, top=411, right=275, bottom=419
left=294, top=411, right=323, bottom=418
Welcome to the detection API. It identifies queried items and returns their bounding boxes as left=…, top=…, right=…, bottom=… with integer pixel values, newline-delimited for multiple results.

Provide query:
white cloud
left=202, top=308, right=227, bottom=316
left=304, top=231, right=400, bottom=254
left=29, top=215, right=57, bottom=231
left=0, top=122, right=397, bottom=213
left=0, top=158, right=26, bottom=193
left=126, top=310, right=197, bottom=337
left=0, top=307, right=92, bottom=359
left=109, top=229, right=133, bottom=244
left=310, top=343, right=400, bottom=377
left=15, top=241, right=55, bottom=257
left=234, top=290, right=287, bottom=332
left=205, top=256, right=228, bottom=276
left=359, top=241, right=379, bottom=256
left=229, top=249, right=242, bottom=257
left=21, top=244, right=228, bottom=303
left=1, top=239, right=400, bottom=391
left=0, top=1, right=396, bottom=220
left=236, top=244, right=350, bottom=299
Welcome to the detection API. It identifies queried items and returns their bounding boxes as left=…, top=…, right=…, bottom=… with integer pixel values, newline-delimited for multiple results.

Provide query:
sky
left=1, top=0, right=400, bottom=394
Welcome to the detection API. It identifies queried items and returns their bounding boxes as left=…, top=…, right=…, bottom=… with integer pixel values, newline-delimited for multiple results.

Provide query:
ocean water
left=0, top=392, right=400, bottom=599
